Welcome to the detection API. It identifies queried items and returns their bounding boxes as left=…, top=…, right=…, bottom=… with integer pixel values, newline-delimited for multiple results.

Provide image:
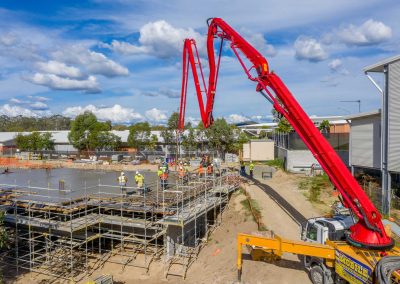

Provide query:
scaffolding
left=0, top=169, right=240, bottom=282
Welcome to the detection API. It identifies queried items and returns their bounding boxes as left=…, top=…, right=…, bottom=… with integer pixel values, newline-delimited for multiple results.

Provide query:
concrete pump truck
left=177, top=18, right=400, bottom=284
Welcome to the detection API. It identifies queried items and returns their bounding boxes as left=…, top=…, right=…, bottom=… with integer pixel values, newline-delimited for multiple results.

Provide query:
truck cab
left=301, top=215, right=354, bottom=244
left=301, top=215, right=354, bottom=284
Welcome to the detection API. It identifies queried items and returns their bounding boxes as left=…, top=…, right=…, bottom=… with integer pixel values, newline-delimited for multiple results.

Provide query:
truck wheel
left=310, top=265, right=324, bottom=284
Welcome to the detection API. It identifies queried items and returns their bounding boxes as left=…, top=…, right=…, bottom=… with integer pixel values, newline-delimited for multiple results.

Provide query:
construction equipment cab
left=301, top=215, right=354, bottom=276
left=302, top=215, right=354, bottom=245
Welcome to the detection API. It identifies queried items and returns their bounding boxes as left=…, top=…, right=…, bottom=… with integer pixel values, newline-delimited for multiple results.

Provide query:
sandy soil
left=10, top=170, right=329, bottom=284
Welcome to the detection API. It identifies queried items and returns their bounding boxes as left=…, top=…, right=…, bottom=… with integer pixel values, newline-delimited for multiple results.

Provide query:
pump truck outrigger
left=178, top=18, right=400, bottom=283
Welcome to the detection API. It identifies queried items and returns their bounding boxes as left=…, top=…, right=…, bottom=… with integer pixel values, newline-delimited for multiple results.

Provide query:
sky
left=0, top=0, right=399, bottom=125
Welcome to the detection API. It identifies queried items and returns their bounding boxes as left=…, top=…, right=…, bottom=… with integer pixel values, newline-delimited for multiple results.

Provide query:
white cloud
left=186, top=116, right=200, bottom=126
left=53, top=45, right=129, bottom=77
left=241, top=29, right=276, bottom=57
left=328, top=59, right=342, bottom=71
left=328, top=58, right=349, bottom=75
left=0, top=33, right=18, bottom=46
left=0, top=104, right=39, bottom=117
left=251, top=115, right=273, bottom=122
left=226, top=114, right=248, bottom=124
left=337, top=19, right=392, bottom=46
left=63, top=104, right=143, bottom=123
left=145, top=108, right=168, bottom=122
left=8, top=95, right=50, bottom=111
left=294, top=36, right=328, bottom=62
left=28, top=95, right=50, bottom=102
left=9, top=98, right=23, bottom=104
left=27, top=73, right=100, bottom=93
left=104, top=20, right=204, bottom=58
left=101, top=40, right=149, bottom=55
left=36, top=60, right=84, bottom=79
left=29, top=101, right=48, bottom=110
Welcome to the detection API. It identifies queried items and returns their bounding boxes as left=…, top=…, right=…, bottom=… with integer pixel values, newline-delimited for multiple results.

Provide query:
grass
left=265, top=159, right=284, bottom=170
left=298, top=174, right=332, bottom=203
left=239, top=188, right=268, bottom=231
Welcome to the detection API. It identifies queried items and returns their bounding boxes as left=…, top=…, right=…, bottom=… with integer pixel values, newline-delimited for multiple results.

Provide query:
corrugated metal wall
left=350, top=115, right=381, bottom=168
left=388, top=60, right=400, bottom=172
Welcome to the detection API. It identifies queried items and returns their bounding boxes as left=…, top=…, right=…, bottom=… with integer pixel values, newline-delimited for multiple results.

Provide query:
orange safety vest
left=161, top=172, right=168, bottom=180
left=207, top=165, right=212, bottom=174
left=198, top=165, right=204, bottom=174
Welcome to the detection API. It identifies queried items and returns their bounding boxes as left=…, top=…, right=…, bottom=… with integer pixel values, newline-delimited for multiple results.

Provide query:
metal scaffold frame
left=0, top=169, right=240, bottom=282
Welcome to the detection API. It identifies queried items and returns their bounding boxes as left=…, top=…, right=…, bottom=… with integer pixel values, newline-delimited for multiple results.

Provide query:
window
left=306, top=224, right=318, bottom=241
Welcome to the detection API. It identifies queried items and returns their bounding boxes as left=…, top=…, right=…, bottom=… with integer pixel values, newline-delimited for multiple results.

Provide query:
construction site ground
left=9, top=169, right=329, bottom=284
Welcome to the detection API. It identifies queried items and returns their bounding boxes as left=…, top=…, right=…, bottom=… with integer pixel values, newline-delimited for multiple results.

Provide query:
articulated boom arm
left=178, top=18, right=393, bottom=249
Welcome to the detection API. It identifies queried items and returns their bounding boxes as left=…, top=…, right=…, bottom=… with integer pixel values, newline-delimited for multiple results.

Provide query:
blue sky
left=0, top=0, right=399, bottom=124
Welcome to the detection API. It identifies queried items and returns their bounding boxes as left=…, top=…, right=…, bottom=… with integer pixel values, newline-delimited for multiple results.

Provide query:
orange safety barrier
left=0, top=157, right=54, bottom=169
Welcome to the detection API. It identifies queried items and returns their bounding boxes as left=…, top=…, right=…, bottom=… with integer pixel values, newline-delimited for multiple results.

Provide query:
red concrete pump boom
left=178, top=18, right=394, bottom=249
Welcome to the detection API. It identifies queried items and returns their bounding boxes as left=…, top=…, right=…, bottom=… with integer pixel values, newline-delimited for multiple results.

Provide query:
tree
left=272, top=101, right=293, bottom=133
left=204, top=118, right=235, bottom=156
left=15, top=133, right=30, bottom=150
left=40, top=132, right=55, bottom=150
left=112, top=124, right=129, bottom=131
left=319, top=119, right=331, bottom=133
left=0, top=115, right=71, bottom=131
left=128, top=122, right=151, bottom=150
left=196, top=122, right=207, bottom=152
left=148, top=134, right=158, bottom=151
left=259, top=130, right=267, bottom=139
left=227, top=130, right=250, bottom=154
left=167, top=112, right=179, bottom=130
left=161, top=112, right=180, bottom=153
left=68, top=111, right=101, bottom=151
left=277, top=119, right=293, bottom=133
left=182, top=126, right=197, bottom=153
left=15, top=132, right=54, bottom=151
left=96, top=132, right=122, bottom=151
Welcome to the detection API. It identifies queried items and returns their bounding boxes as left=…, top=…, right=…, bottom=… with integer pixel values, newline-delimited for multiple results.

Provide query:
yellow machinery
left=237, top=233, right=400, bottom=284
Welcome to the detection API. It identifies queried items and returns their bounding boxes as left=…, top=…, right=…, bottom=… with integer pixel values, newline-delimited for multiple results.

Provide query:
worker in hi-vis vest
left=178, top=165, right=185, bottom=184
left=135, top=171, right=145, bottom=193
left=249, top=161, right=254, bottom=178
left=118, top=172, right=128, bottom=197
left=159, top=166, right=168, bottom=190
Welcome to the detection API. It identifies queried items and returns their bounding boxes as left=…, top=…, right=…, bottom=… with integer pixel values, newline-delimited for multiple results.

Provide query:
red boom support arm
left=178, top=18, right=393, bottom=249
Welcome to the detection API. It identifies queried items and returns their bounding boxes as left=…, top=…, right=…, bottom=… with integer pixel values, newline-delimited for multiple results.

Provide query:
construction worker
left=207, top=163, right=213, bottom=176
left=161, top=162, right=168, bottom=174
left=178, top=165, right=185, bottom=184
left=198, top=164, right=204, bottom=178
left=157, top=166, right=163, bottom=179
left=184, top=162, right=190, bottom=183
left=117, top=172, right=128, bottom=197
left=136, top=171, right=145, bottom=194
left=134, top=171, right=140, bottom=186
left=249, top=161, right=254, bottom=178
left=240, top=160, right=245, bottom=176
left=160, top=167, right=168, bottom=190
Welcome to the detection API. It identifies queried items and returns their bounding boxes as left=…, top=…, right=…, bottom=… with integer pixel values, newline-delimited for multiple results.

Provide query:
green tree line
left=7, top=111, right=257, bottom=154
left=15, top=132, right=55, bottom=151
left=0, top=115, right=72, bottom=132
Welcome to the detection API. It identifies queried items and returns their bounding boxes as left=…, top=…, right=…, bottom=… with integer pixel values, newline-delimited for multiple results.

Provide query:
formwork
left=0, top=170, right=240, bottom=282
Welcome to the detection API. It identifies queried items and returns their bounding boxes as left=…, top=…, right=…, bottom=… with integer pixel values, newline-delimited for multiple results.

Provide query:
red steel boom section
left=178, top=18, right=394, bottom=249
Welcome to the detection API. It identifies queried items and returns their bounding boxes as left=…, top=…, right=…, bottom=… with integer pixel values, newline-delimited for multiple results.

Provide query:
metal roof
left=363, top=54, right=400, bottom=73
left=344, top=109, right=381, bottom=120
